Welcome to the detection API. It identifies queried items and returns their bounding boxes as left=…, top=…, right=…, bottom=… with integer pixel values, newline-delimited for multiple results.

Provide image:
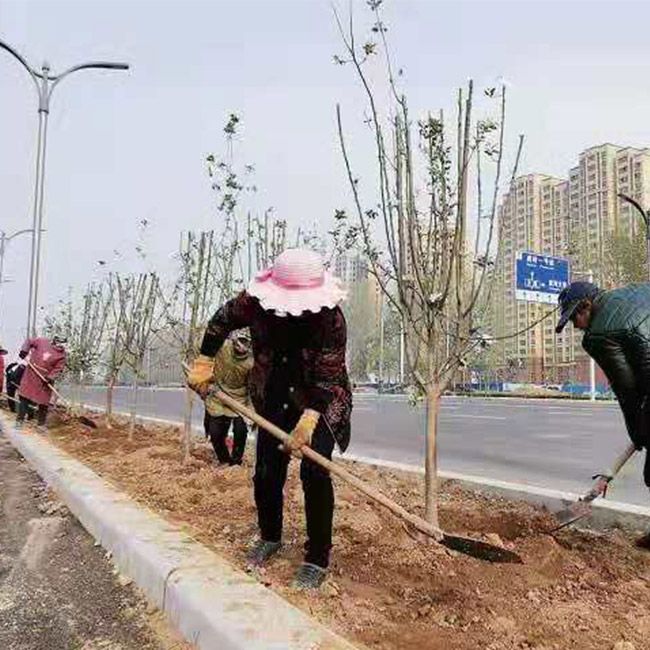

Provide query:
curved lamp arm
left=49, top=61, right=129, bottom=95
left=6, top=228, right=33, bottom=242
left=0, top=38, right=41, bottom=92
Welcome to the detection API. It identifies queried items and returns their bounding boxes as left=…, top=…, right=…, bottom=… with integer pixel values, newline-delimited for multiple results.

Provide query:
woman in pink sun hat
left=188, top=248, right=352, bottom=589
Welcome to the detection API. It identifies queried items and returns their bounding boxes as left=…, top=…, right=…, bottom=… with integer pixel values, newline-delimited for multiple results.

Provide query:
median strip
left=0, top=412, right=358, bottom=650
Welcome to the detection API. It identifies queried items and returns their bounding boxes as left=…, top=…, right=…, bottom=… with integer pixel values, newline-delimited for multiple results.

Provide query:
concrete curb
left=341, top=452, right=650, bottom=532
left=0, top=414, right=357, bottom=650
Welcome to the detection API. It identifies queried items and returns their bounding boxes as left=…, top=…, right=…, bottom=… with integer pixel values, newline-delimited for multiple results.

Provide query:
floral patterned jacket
left=200, top=291, right=352, bottom=451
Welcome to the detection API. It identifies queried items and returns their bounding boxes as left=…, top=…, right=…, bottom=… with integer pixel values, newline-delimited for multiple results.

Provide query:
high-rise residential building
left=333, top=252, right=368, bottom=285
left=493, top=143, right=650, bottom=383
left=492, top=174, right=573, bottom=381
left=569, top=144, right=650, bottom=275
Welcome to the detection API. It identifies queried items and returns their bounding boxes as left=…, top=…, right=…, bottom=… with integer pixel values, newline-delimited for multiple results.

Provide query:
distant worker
left=556, top=281, right=650, bottom=548
left=203, top=329, right=254, bottom=466
left=5, top=361, right=26, bottom=413
left=16, top=336, right=67, bottom=428
left=0, top=343, right=6, bottom=398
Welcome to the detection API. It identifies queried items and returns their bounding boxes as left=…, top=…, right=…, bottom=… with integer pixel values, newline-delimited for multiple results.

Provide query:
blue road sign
left=515, top=251, right=570, bottom=304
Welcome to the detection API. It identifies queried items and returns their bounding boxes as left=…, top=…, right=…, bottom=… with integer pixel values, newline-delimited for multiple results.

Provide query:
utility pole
left=588, top=269, right=596, bottom=401
left=399, top=319, right=405, bottom=385
left=573, top=267, right=597, bottom=401
left=0, top=39, right=129, bottom=337
left=378, top=290, right=385, bottom=391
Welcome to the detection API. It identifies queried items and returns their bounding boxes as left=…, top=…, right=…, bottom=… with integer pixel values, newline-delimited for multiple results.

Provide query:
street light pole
left=617, top=192, right=650, bottom=282
left=587, top=269, right=596, bottom=402
left=0, top=228, right=33, bottom=326
left=0, top=39, right=129, bottom=337
left=573, top=267, right=597, bottom=400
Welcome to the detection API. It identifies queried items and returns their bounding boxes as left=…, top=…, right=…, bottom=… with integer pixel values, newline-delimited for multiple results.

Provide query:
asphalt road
left=0, top=436, right=189, bottom=650
left=65, top=387, right=650, bottom=508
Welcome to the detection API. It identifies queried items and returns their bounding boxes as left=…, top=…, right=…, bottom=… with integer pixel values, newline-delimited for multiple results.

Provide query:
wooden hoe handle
left=209, top=387, right=444, bottom=541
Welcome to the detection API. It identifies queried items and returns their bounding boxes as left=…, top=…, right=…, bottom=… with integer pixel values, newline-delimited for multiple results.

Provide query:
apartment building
left=569, top=144, right=650, bottom=274
left=492, top=174, right=574, bottom=381
left=493, top=143, right=650, bottom=382
left=333, top=252, right=368, bottom=285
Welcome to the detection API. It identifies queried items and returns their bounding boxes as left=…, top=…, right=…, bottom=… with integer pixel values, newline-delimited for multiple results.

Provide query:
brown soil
left=39, top=414, right=650, bottom=650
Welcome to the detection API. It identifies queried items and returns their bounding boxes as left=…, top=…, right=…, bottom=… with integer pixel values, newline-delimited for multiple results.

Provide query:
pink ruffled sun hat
left=248, top=248, right=347, bottom=316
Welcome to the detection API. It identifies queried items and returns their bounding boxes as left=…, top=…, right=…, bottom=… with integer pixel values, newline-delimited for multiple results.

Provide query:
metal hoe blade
left=441, top=534, right=523, bottom=564
left=550, top=443, right=636, bottom=533
left=551, top=500, right=593, bottom=532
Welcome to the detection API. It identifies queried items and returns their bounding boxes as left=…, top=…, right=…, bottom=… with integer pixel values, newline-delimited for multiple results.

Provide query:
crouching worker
left=203, top=329, right=253, bottom=466
left=188, top=249, right=352, bottom=589
left=0, top=343, right=6, bottom=404
left=16, top=336, right=67, bottom=429
left=556, top=281, right=650, bottom=549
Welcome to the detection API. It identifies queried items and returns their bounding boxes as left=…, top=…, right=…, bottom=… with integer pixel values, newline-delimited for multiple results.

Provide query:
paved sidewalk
left=0, top=436, right=189, bottom=650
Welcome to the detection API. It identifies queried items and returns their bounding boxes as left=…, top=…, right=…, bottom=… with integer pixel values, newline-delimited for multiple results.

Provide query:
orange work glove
left=187, top=354, right=214, bottom=396
left=286, top=409, right=320, bottom=453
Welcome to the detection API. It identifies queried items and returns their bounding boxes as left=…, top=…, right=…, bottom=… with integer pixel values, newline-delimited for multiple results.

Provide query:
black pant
left=254, top=425, right=335, bottom=568
left=16, top=397, right=48, bottom=426
left=204, top=413, right=248, bottom=465
left=7, top=385, right=18, bottom=413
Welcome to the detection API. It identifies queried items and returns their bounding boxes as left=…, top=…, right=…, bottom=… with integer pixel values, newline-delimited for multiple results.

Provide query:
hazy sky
left=2, top=0, right=650, bottom=353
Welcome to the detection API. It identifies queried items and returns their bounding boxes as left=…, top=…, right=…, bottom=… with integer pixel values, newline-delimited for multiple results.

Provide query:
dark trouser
left=7, top=385, right=18, bottom=413
left=205, top=413, right=248, bottom=465
left=254, top=425, right=335, bottom=568
left=16, top=397, right=48, bottom=426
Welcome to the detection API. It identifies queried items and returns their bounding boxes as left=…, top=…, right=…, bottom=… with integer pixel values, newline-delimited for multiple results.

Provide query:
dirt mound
left=43, top=416, right=650, bottom=650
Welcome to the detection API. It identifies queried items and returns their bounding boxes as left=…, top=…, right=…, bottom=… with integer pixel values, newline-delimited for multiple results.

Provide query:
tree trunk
left=424, top=384, right=441, bottom=527
left=182, top=387, right=194, bottom=464
left=77, top=370, right=86, bottom=411
left=106, top=375, right=115, bottom=428
left=129, top=375, right=139, bottom=441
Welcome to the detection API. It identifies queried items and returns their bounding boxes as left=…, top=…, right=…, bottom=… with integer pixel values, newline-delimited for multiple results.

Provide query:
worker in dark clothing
left=188, top=248, right=351, bottom=589
left=556, top=281, right=650, bottom=548
left=5, top=362, right=25, bottom=413
left=0, top=344, right=6, bottom=401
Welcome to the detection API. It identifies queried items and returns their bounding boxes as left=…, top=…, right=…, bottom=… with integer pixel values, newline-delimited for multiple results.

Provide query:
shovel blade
left=77, top=415, right=98, bottom=429
left=441, top=534, right=523, bottom=564
left=550, top=500, right=592, bottom=532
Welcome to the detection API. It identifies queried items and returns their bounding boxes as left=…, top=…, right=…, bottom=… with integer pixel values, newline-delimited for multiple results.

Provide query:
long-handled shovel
left=194, top=379, right=522, bottom=564
left=550, top=442, right=637, bottom=532
left=27, top=362, right=97, bottom=429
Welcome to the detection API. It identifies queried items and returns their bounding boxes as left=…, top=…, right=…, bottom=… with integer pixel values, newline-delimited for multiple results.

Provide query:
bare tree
left=44, top=282, right=113, bottom=412
left=103, top=274, right=130, bottom=424
left=110, top=272, right=161, bottom=438
left=44, top=282, right=113, bottom=389
left=162, top=230, right=240, bottom=461
left=332, top=2, right=521, bottom=525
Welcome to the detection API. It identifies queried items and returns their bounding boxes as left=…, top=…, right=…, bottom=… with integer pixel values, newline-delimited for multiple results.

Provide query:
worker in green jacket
left=556, top=281, right=650, bottom=548
left=203, top=329, right=254, bottom=466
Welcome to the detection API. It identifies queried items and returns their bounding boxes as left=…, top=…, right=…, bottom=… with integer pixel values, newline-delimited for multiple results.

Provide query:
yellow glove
left=187, top=354, right=214, bottom=396
left=287, top=409, right=320, bottom=453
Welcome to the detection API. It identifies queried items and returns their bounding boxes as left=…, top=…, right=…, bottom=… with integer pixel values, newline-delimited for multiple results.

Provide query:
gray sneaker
left=292, top=562, right=328, bottom=590
left=246, top=540, right=281, bottom=568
